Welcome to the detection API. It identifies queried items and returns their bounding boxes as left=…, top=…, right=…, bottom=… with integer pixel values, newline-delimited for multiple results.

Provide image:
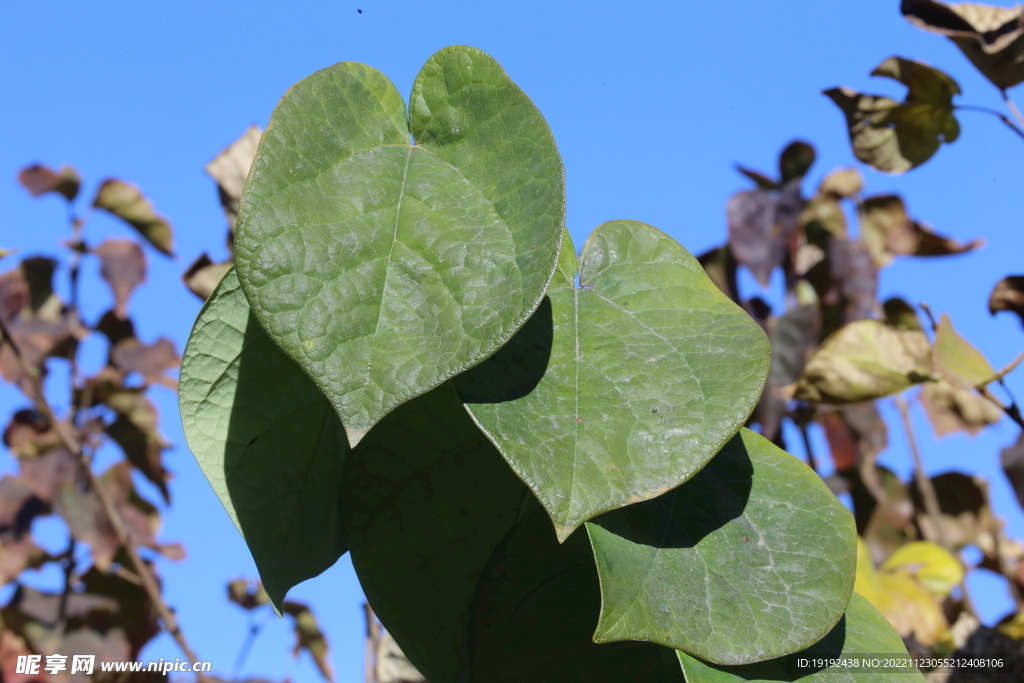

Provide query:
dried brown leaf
left=111, top=337, right=179, bottom=390
left=920, top=380, right=1002, bottom=437
left=860, top=194, right=981, bottom=268
left=902, top=0, right=1024, bottom=89
left=206, top=125, right=262, bottom=240
left=92, top=179, right=174, bottom=256
left=93, top=239, right=146, bottom=319
left=726, top=180, right=803, bottom=287
left=989, top=275, right=1024, bottom=326
left=283, top=601, right=334, bottom=682
left=182, top=253, right=233, bottom=301
left=227, top=579, right=270, bottom=610
left=794, top=319, right=932, bottom=404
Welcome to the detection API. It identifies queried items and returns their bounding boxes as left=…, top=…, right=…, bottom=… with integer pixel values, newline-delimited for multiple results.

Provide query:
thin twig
left=1002, top=90, right=1024, bottom=131
left=896, top=397, right=950, bottom=549
left=797, top=421, right=818, bottom=473
left=231, top=622, right=262, bottom=679
left=978, top=385, right=1024, bottom=431
left=0, top=316, right=207, bottom=681
left=957, top=103, right=1024, bottom=142
left=959, top=579, right=982, bottom=621
left=55, top=535, right=76, bottom=637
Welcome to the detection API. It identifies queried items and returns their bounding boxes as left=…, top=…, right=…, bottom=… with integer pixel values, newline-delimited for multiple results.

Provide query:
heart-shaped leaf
left=727, top=182, right=804, bottom=287
left=235, top=46, right=564, bottom=444
left=342, top=382, right=682, bottom=683
left=903, top=0, right=1024, bottom=90
left=824, top=57, right=960, bottom=174
left=179, top=270, right=347, bottom=608
left=676, top=593, right=924, bottom=683
left=454, top=220, right=770, bottom=539
left=586, top=428, right=856, bottom=665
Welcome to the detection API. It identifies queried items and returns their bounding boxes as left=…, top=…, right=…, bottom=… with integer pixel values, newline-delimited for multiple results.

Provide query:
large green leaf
left=454, top=220, right=770, bottom=539
left=677, top=594, right=924, bottom=683
left=343, top=382, right=682, bottom=683
left=235, top=46, right=563, bottom=444
left=179, top=270, right=347, bottom=608
left=586, top=428, right=856, bottom=665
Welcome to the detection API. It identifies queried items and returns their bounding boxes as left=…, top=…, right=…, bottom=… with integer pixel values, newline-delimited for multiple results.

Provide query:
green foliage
left=181, top=46, right=914, bottom=681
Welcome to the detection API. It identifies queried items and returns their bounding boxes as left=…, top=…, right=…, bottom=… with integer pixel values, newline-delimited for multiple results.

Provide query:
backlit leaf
left=206, top=124, right=262, bottom=238
left=235, top=46, right=564, bottom=444
left=676, top=594, right=923, bottom=683
left=179, top=270, right=348, bottom=608
left=586, top=428, right=855, bottom=664
left=902, top=0, right=1024, bottom=89
left=455, top=221, right=770, bottom=539
left=794, top=320, right=932, bottom=404
left=934, top=313, right=996, bottom=388
left=92, top=179, right=174, bottom=256
left=881, top=541, right=963, bottom=598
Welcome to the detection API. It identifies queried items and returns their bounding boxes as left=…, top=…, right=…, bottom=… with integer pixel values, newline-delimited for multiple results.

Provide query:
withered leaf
left=206, top=125, right=262, bottom=238
left=779, top=139, right=816, bottom=182
left=825, top=57, right=960, bottom=173
left=830, top=238, right=878, bottom=324
left=726, top=180, right=803, bottom=286
left=93, top=239, right=146, bottom=319
left=80, top=565, right=161, bottom=658
left=1001, top=432, right=1024, bottom=511
left=696, top=245, right=739, bottom=301
left=910, top=472, right=992, bottom=549
left=377, top=631, right=427, bottom=683
left=821, top=402, right=888, bottom=474
left=111, top=337, right=179, bottom=390
left=883, top=297, right=923, bottom=331
left=92, top=179, right=174, bottom=256
left=2, top=409, right=61, bottom=458
left=794, top=319, right=932, bottom=404
left=95, top=309, right=136, bottom=347
left=283, top=601, right=334, bottom=683
left=17, top=164, right=80, bottom=202
left=182, top=253, right=233, bottom=301
left=227, top=579, right=270, bottom=610
left=989, top=275, right=1024, bottom=326
left=20, top=256, right=57, bottom=314
left=920, top=379, right=1002, bottom=437
left=106, top=411, right=171, bottom=504
left=755, top=302, right=821, bottom=442
left=820, top=167, right=864, bottom=198
left=859, top=194, right=981, bottom=267
left=902, top=0, right=1024, bottom=90
left=0, top=267, right=28, bottom=322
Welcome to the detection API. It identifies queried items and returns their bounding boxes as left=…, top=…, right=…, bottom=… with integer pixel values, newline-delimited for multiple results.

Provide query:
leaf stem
left=956, top=103, right=1024, bottom=142
left=895, top=396, right=950, bottom=549
left=0, top=316, right=208, bottom=682
left=1001, top=90, right=1024, bottom=132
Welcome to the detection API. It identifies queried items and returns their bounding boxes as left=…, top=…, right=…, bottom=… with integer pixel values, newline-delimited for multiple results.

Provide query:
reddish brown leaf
left=726, top=181, right=804, bottom=287
left=0, top=268, right=28, bottom=322
left=830, top=238, right=877, bottom=323
left=111, top=337, right=180, bottom=390
left=17, top=164, right=80, bottom=202
left=3, top=409, right=61, bottom=458
left=93, top=239, right=146, bottom=318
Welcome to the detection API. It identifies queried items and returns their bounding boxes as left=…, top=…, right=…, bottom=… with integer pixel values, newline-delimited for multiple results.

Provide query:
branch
left=895, top=397, right=950, bottom=549
left=957, top=103, right=1024, bottom=142
left=0, top=316, right=208, bottom=682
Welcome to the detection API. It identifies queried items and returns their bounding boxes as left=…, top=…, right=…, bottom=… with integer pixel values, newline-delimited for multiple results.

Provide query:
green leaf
left=343, top=382, right=683, bottom=683
left=778, top=140, right=816, bottom=183
left=178, top=270, right=347, bottom=609
left=235, top=46, right=563, bottom=444
left=454, top=220, right=770, bottom=539
left=934, top=313, right=997, bottom=389
left=824, top=57, right=960, bottom=174
left=677, top=594, right=924, bottom=683
left=587, top=428, right=855, bottom=665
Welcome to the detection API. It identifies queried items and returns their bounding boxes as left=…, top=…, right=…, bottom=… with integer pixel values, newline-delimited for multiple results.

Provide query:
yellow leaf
left=882, top=541, right=963, bottom=598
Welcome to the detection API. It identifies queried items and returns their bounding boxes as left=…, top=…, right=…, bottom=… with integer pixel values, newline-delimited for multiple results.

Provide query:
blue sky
left=3, top=1, right=1024, bottom=681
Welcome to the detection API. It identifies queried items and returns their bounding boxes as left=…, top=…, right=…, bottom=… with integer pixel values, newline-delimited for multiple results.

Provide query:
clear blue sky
left=3, top=1, right=1024, bottom=681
